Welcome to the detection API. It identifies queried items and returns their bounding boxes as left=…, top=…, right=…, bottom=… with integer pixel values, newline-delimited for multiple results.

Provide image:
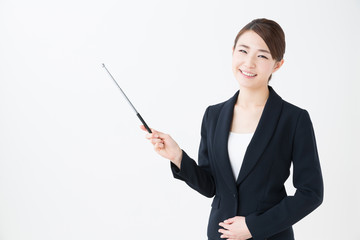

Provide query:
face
left=232, top=30, right=284, bottom=90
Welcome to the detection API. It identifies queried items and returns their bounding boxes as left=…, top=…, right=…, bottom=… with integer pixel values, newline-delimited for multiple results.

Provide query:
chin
left=237, top=78, right=257, bottom=87
left=237, top=79, right=267, bottom=90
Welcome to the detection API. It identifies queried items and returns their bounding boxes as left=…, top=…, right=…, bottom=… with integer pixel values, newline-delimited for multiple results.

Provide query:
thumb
left=140, top=125, right=158, bottom=134
left=140, top=125, right=165, bottom=138
left=140, top=125, right=149, bottom=132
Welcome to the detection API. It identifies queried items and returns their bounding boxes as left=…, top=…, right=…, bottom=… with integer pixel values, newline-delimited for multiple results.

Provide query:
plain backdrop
left=0, top=0, right=359, bottom=239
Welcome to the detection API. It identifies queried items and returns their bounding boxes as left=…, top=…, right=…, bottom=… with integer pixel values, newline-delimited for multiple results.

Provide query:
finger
left=154, top=142, right=164, bottom=149
left=145, top=133, right=161, bottom=140
left=140, top=125, right=160, bottom=135
left=146, top=133, right=157, bottom=140
left=224, top=217, right=235, bottom=224
left=141, top=126, right=167, bottom=140
left=219, top=231, right=232, bottom=239
left=151, top=138, right=164, bottom=145
left=147, top=128, right=168, bottom=139
left=145, top=132, right=160, bottom=140
left=140, top=125, right=149, bottom=132
left=219, top=222, right=230, bottom=230
left=219, top=228, right=232, bottom=235
left=219, top=229, right=232, bottom=240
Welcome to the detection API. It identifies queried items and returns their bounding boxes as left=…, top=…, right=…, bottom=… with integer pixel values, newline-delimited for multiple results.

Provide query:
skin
left=141, top=30, right=284, bottom=240
left=230, top=30, right=284, bottom=134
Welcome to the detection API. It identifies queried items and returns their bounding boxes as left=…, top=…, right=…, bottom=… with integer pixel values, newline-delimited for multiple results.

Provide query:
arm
left=245, top=110, right=324, bottom=239
left=141, top=107, right=215, bottom=198
left=170, top=106, right=216, bottom=198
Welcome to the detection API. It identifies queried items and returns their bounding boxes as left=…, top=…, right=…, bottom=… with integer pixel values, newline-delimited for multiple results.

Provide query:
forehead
left=236, top=30, right=270, bottom=52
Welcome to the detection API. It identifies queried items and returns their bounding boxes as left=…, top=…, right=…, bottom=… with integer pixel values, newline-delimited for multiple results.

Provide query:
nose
left=244, top=55, right=256, bottom=69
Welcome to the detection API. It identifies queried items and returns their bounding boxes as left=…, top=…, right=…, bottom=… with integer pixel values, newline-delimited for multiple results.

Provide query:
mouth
left=239, top=69, right=257, bottom=78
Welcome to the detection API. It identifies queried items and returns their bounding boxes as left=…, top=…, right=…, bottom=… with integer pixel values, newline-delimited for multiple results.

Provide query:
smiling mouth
left=240, top=69, right=257, bottom=77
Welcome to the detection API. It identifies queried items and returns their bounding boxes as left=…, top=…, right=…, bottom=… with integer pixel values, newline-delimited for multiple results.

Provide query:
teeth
left=241, top=70, right=256, bottom=77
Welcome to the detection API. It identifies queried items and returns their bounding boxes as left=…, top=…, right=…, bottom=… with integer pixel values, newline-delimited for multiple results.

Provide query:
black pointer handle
left=137, top=113, right=152, bottom=133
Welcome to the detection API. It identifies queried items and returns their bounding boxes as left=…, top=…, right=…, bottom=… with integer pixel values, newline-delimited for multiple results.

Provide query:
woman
left=141, top=18, right=323, bottom=240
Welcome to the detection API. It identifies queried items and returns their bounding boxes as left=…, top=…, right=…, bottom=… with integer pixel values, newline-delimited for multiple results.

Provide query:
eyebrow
left=237, top=44, right=271, bottom=54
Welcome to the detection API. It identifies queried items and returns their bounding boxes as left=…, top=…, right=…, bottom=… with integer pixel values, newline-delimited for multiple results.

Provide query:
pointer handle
left=137, top=113, right=152, bottom=133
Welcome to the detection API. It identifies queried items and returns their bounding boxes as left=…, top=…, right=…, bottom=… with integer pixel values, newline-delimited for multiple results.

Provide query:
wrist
left=172, top=149, right=183, bottom=169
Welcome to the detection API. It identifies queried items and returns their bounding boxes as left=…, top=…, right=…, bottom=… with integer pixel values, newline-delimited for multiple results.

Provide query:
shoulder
left=268, top=86, right=307, bottom=117
left=206, top=100, right=227, bottom=115
left=278, top=96, right=314, bottom=132
left=205, top=91, right=239, bottom=117
left=281, top=98, right=312, bottom=122
left=282, top=99, right=305, bottom=115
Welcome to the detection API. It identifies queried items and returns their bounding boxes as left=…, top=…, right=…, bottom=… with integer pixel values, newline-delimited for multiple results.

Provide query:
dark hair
left=233, top=18, right=286, bottom=81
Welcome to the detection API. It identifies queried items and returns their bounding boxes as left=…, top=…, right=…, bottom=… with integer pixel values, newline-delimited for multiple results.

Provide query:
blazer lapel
left=213, top=90, right=239, bottom=194
left=236, top=86, right=283, bottom=185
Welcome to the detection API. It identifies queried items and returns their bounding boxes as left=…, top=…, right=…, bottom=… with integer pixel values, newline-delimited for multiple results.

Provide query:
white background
left=0, top=0, right=359, bottom=239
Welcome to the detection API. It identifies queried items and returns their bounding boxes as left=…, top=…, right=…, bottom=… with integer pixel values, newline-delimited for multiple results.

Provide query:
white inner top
left=227, top=132, right=254, bottom=181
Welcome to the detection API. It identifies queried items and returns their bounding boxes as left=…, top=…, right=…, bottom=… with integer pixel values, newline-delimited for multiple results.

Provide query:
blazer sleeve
left=245, top=110, right=324, bottom=239
left=170, top=106, right=216, bottom=198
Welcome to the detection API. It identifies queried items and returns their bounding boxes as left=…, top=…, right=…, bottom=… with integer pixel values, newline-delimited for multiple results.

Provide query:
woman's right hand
left=140, top=125, right=183, bottom=169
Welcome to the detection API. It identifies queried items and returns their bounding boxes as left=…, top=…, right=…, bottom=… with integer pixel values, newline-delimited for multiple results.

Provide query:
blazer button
left=233, top=194, right=236, bottom=198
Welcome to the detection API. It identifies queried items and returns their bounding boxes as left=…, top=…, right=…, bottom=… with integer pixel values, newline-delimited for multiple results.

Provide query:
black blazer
left=170, top=86, right=323, bottom=240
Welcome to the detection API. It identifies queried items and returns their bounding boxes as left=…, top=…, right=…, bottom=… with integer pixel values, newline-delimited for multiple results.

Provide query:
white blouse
left=227, top=132, right=254, bottom=181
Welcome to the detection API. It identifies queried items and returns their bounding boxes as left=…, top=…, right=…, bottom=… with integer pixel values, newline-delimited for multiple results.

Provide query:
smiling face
left=232, top=30, right=284, bottom=90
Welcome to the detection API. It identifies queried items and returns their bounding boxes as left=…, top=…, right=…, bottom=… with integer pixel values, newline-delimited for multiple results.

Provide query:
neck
left=236, top=85, right=270, bottom=108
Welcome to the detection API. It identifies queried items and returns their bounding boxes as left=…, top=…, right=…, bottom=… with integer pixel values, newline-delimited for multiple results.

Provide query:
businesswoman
left=141, top=18, right=323, bottom=240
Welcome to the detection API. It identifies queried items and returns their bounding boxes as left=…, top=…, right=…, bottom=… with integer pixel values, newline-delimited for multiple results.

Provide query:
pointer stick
left=102, top=63, right=152, bottom=133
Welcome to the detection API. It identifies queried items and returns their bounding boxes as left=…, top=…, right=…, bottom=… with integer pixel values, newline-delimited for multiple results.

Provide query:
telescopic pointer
left=102, top=63, right=152, bottom=133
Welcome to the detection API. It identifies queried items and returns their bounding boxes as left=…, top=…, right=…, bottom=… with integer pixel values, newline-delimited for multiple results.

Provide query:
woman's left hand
left=218, top=216, right=252, bottom=240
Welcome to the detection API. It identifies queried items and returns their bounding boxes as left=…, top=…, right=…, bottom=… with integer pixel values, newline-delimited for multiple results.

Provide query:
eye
left=238, top=49, right=247, bottom=54
left=258, top=55, right=268, bottom=59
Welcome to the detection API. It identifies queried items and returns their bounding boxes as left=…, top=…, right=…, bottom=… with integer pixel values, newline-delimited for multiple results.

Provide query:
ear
left=272, top=59, right=284, bottom=73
